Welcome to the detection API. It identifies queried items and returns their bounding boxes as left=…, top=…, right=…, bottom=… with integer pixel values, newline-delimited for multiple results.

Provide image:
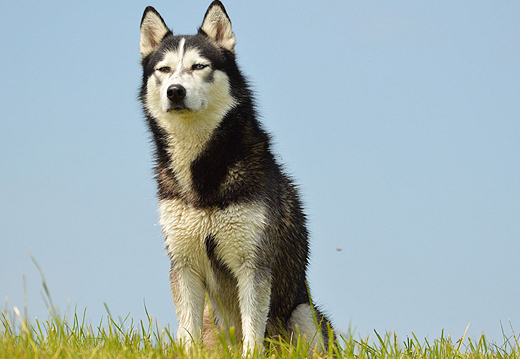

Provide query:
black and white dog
left=139, top=1, right=334, bottom=353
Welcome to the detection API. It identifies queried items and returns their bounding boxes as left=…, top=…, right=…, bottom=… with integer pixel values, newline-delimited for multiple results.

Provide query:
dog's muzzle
left=166, top=84, right=188, bottom=110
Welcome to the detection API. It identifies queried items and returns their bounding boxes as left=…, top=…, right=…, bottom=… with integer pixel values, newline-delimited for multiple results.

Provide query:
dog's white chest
left=159, top=198, right=267, bottom=273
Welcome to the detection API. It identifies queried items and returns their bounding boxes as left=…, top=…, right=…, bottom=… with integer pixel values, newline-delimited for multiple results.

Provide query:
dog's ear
left=140, top=7, right=170, bottom=57
left=199, top=1, right=235, bottom=52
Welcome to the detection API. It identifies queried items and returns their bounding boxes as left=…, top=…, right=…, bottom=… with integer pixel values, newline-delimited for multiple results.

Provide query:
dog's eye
left=157, top=66, right=171, bottom=73
left=192, top=64, right=208, bottom=71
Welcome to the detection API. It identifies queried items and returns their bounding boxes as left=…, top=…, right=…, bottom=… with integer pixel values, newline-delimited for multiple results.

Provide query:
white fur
left=171, top=265, right=205, bottom=344
left=159, top=199, right=266, bottom=277
left=177, top=37, right=186, bottom=66
left=288, top=304, right=325, bottom=350
left=236, top=264, right=271, bottom=355
left=159, top=198, right=269, bottom=349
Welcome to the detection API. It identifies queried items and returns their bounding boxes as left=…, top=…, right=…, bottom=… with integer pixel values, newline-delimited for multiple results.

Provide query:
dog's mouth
left=167, top=104, right=190, bottom=113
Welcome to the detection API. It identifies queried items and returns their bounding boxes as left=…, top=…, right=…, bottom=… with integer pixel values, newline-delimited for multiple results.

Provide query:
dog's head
left=139, top=1, right=237, bottom=132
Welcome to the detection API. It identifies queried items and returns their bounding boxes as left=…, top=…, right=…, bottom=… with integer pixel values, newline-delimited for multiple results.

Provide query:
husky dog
left=139, top=1, right=334, bottom=353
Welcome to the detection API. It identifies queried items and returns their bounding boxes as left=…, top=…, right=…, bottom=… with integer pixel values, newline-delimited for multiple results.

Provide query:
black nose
left=166, top=84, right=186, bottom=102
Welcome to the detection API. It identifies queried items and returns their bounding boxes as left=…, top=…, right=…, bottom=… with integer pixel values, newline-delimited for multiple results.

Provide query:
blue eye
left=192, top=64, right=208, bottom=70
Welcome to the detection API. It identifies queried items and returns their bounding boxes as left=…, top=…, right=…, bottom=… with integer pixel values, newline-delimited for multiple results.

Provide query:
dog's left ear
left=199, top=1, right=236, bottom=52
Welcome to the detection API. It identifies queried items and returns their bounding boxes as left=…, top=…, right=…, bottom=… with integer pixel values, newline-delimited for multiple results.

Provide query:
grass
left=2, top=258, right=519, bottom=358
left=2, top=305, right=520, bottom=359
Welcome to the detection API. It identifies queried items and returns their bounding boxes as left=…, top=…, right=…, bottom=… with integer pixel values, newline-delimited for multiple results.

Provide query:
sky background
left=1, top=0, right=519, bottom=343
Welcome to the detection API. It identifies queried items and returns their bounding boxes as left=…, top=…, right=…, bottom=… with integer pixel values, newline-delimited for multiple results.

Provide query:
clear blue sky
left=1, top=0, right=519, bottom=342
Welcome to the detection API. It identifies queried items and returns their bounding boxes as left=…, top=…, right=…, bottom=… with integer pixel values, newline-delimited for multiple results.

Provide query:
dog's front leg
left=170, top=261, right=205, bottom=347
left=236, top=263, right=271, bottom=355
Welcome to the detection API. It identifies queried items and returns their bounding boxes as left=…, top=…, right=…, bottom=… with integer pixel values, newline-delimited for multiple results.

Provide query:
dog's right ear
left=140, top=7, right=170, bottom=57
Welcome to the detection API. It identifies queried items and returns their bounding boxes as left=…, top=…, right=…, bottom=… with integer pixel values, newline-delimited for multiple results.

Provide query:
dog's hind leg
left=287, top=303, right=333, bottom=351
